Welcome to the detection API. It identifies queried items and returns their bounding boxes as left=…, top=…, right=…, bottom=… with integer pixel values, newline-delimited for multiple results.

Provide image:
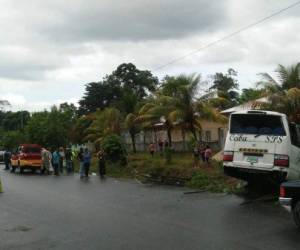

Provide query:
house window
left=205, top=131, right=211, bottom=142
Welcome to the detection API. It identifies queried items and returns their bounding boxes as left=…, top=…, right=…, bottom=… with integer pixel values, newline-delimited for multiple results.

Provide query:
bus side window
left=289, top=123, right=300, bottom=147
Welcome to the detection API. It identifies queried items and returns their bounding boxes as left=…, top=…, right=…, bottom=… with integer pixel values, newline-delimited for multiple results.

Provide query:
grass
left=74, top=152, right=241, bottom=193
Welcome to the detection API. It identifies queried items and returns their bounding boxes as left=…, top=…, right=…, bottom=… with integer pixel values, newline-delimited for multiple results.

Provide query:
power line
left=153, top=0, right=300, bottom=71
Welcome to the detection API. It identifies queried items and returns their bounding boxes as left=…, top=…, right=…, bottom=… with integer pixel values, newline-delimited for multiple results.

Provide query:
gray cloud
left=0, top=0, right=300, bottom=111
left=8, top=0, right=229, bottom=42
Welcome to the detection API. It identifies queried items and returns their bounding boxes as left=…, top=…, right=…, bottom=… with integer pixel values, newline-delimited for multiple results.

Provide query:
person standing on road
left=41, top=148, right=52, bottom=175
left=77, top=148, right=84, bottom=179
left=65, top=148, right=72, bottom=174
left=83, top=148, right=91, bottom=178
left=4, top=150, right=11, bottom=170
left=97, top=149, right=106, bottom=178
left=58, top=147, right=65, bottom=174
left=52, top=149, right=60, bottom=176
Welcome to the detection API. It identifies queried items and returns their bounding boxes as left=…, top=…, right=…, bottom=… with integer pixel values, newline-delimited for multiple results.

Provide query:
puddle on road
left=5, top=225, right=33, bottom=232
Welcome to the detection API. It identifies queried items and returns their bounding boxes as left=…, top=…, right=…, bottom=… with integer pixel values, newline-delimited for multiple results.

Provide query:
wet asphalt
left=0, top=167, right=299, bottom=250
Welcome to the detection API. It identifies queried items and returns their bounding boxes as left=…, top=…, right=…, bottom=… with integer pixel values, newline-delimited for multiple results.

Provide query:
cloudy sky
left=0, top=0, right=299, bottom=111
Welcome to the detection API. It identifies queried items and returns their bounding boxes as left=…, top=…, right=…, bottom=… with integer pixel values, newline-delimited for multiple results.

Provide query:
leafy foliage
left=101, top=134, right=127, bottom=163
left=78, top=63, right=159, bottom=115
left=25, top=106, right=76, bottom=149
left=258, top=63, right=300, bottom=92
left=209, top=68, right=239, bottom=109
left=85, top=108, right=123, bottom=144
left=239, top=88, right=264, bottom=104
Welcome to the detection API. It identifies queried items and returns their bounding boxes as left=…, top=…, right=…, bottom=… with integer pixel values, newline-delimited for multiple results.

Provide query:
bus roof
left=230, top=110, right=286, bottom=117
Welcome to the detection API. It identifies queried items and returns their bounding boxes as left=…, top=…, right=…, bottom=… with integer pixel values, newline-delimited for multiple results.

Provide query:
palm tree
left=137, top=96, right=175, bottom=145
left=258, top=63, right=300, bottom=121
left=258, top=63, right=300, bottom=93
left=125, top=113, right=141, bottom=153
left=85, top=108, right=122, bottom=144
left=138, top=74, right=227, bottom=146
left=162, top=74, right=227, bottom=141
left=265, top=87, right=300, bottom=123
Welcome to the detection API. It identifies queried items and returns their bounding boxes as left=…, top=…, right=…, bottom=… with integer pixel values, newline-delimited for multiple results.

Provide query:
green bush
left=189, top=172, right=211, bottom=188
left=101, top=134, right=127, bottom=164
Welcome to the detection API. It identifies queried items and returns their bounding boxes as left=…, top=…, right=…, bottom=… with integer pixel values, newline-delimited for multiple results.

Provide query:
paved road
left=0, top=168, right=299, bottom=250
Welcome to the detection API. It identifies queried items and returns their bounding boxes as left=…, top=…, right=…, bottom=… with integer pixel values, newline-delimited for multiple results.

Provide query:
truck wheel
left=293, top=201, right=300, bottom=229
left=11, top=166, right=16, bottom=173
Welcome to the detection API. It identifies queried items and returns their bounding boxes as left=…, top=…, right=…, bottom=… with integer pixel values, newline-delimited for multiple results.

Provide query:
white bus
left=223, top=110, right=300, bottom=183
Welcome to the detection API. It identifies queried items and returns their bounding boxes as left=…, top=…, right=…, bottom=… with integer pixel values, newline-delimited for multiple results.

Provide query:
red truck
left=11, top=144, right=42, bottom=173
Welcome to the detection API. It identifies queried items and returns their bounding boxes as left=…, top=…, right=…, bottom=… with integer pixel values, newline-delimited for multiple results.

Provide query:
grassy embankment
left=75, top=152, right=241, bottom=193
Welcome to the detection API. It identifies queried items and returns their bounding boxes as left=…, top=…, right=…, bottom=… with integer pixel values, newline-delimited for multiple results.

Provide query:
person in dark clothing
left=97, top=149, right=106, bottom=178
left=52, top=149, right=60, bottom=176
left=58, top=147, right=65, bottom=174
left=65, top=148, right=72, bottom=174
left=4, top=151, right=11, bottom=170
left=158, top=139, right=164, bottom=156
left=77, top=148, right=84, bottom=179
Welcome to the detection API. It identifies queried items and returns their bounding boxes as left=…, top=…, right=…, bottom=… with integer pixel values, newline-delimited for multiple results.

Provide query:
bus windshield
left=230, top=114, right=286, bottom=136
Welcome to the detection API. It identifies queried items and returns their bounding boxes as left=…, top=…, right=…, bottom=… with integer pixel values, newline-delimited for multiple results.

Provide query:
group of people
left=193, top=144, right=212, bottom=167
left=76, top=147, right=106, bottom=179
left=147, top=139, right=213, bottom=167
left=1, top=147, right=107, bottom=179
left=148, top=139, right=170, bottom=156
left=41, top=147, right=107, bottom=179
left=41, top=147, right=75, bottom=176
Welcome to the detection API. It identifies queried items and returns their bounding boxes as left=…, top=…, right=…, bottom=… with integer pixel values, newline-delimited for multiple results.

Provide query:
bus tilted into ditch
left=223, top=110, right=300, bottom=184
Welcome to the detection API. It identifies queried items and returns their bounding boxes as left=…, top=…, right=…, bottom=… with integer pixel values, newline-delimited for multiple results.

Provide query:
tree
left=85, top=108, right=123, bottom=144
left=209, top=68, right=239, bottom=109
left=138, top=96, right=175, bottom=145
left=163, top=74, right=227, bottom=140
left=25, top=106, right=76, bottom=148
left=125, top=113, right=141, bottom=153
left=101, top=134, right=127, bottom=163
left=0, top=130, right=27, bottom=151
left=139, top=74, right=227, bottom=144
left=78, top=81, right=122, bottom=115
left=0, top=111, right=30, bottom=131
left=69, top=115, right=93, bottom=144
left=78, top=63, right=159, bottom=115
left=258, top=63, right=300, bottom=92
left=263, top=87, right=300, bottom=123
left=239, top=88, right=264, bottom=104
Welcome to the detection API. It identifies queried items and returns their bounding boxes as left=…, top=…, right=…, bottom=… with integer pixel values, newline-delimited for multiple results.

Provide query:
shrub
left=189, top=172, right=211, bottom=189
left=101, top=134, right=127, bottom=164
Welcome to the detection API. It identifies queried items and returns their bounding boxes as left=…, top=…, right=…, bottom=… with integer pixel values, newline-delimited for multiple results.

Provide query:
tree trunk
left=191, top=126, right=198, bottom=142
left=130, top=132, right=136, bottom=153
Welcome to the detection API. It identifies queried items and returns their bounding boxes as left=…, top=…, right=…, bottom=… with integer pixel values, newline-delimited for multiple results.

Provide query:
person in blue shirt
left=52, top=149, right=60, bottom=176
left=83, top=148, right=91, bottom=178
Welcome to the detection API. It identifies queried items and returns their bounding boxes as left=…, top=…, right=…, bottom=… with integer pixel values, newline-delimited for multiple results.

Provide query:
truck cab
left=11, top=144, right=42, bottom=173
